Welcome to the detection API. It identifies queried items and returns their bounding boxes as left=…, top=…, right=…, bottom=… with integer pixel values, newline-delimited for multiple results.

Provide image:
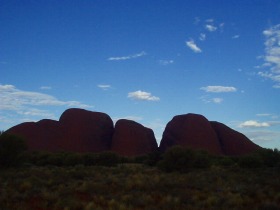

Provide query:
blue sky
left=1, top=0, right=280, bottom=149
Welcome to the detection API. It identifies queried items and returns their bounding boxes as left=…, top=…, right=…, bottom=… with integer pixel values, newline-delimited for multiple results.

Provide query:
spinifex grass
left=0, top=164, right=279, bottom=210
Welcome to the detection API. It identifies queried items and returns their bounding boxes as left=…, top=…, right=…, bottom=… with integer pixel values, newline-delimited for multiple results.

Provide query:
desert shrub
left=158, top=146, right=212, bottom=173
left=133, top=155, right=149, bottom=164
left=214, top=156, right=236, bottom=167
left=25, top=151, right=120, bottom=167
left=0, top=133, right=27, bottom=167
left=63, top=152, right=83, bottom=166
left=83, top=153, right=98, bottom=166
left=238, top=154, right=263, bottom=168
left=192, top=150, right=211, bottom=168
left=144, top=151, right=163, bottom=166
left=257, top=148, right=280, bottom=167
left=95, top=152, right=120, bottom=167
left=158, top=146, right=195, bottom=173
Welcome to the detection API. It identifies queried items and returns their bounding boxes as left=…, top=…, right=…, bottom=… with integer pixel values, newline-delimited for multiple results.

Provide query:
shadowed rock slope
left=111, top=119, right=158, bottom=156
left=210, top=121, right=260, bottom=156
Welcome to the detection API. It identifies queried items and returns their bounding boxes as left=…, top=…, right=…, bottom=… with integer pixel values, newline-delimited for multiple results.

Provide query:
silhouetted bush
left=0, top=133, right=27, bottom=167
left=215, top=156, right=236, bottom=167
left=95, top=152, right=120, bottom=167
left=193, top=150, right=212, bottom=168
left=23, top=151, right=120, bottom=167
left=144, top=151, right=163, bottom=166
left=158, top=146, right=196, bottom=173
left=237, top=154, right=263, bottom=168
left=158, top=146, right=213, bottom=172
left=257, top=148, right=280, bottom=167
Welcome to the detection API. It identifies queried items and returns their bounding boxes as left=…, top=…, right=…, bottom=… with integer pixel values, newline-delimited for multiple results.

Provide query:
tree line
left=1, top=133, right=280, bottom=171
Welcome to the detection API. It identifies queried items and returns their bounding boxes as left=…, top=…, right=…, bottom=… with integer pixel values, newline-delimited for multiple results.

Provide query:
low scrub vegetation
left=1, top=134, right=280, bottom=209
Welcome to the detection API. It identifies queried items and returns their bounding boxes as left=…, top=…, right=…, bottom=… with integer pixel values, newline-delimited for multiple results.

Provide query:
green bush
left=158, top=146, right=195, bottom=173
left=144, top=151, right=163, bottom=166
left=238, top=154, right=263, bottom=168
left=257, top=148, right=280, bottom=167
left=95, top=152, right=120, bottom=167
left=0, top=133, right=27, bottom=167
left=193, top=150, right=211, bottom=168
left=158, top=146, right=212, bottom=173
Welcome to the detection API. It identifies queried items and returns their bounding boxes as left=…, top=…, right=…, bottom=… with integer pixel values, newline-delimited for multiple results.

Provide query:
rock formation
left=5, top=109, right=261, bottom=156
left=159, top=113, right=260, bottom=155
left=111, top=119, right=158, bottom=156
left=210, top=121, right=261, bottom=156
left=159, top=114, right=222, bottom=154
left=6, top=108, right=114, bottom=153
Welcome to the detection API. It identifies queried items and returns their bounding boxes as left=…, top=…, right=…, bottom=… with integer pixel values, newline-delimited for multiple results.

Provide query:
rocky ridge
left=5, top=108, right=261, bottom=156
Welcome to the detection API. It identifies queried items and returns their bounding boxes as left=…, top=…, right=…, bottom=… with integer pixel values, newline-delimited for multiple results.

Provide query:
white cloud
left=200, top=95, right=223, bottom=104
left=200, top=86, right=237, bottom=93
left=258, top=24, right=280, bottom=88
left=40, top=86, right=52, bottom=90
left=128, top=90, right=160, bottom=101
left=186, top=39, right=202, bottom=53
left=232, top=35, right=240, bottom=39
left=158, top=60, right=174, bottom=65
left=243, top=130, right=280, bottom=143
left=205, top=19, right=214, bottom=23
left=212, top=98, right=223, bottom=104
left=107, top=51, right=146, bottom=61
left=258, top=71, right=280, bottom=82
left=199, top=33, right=206, bottom=41
left=0, top=84, right=92, bottom=116
left=205, top=24, right=217, bottom=32
left=239, top=120, right=270, bottom=128
left=256, top=113, right=273, bottom=117
left=97, top=84, right=111, bottom=90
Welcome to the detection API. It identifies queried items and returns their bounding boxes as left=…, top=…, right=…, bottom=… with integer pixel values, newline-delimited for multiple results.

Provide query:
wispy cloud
left=258, top=24, right=280, bottom=88
left=107, top=51, right=146, bottom=61
left=185, top=39, right=202, bottom=53
left=239, top=120, right=270, bottom=128
left=128, top=90, right=160, bottom=101
left=256, top=113, right=273, bottom=117
left=205, top=19, right=214, bottom=23
left=244, top=130, right=280, bottom=143
left=232, top=35, right=240, bottom=39
left=205, top=24, right=217, bottom=32
left=200, top=95, right=224, bottom=104
left=212, top=98, right=223, bottom=104
left=199, top=33, right=206, bottom=41
left=97, top=84, right=111, bottom=90
left=40, top=86, right=52, bottom=90
left=200, top=86, right=237, bottom=93
left=158, top=60, right=174, bottom=65
left=0, top=84, right=92, bottom=117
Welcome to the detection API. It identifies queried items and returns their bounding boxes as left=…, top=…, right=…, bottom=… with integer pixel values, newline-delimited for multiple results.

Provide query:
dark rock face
left=6, top=108, right=114, bottom=152
left=159, top=114, right=222, bottom=154
left=160, top=113, right=260, bottom=155
left=210, top=121, right=261, bottom=156
left=59, top=108, right=114, bottom=152
left=111, top=119, right=158, bottom=156
left=6, top=109, right=261, bottom=156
